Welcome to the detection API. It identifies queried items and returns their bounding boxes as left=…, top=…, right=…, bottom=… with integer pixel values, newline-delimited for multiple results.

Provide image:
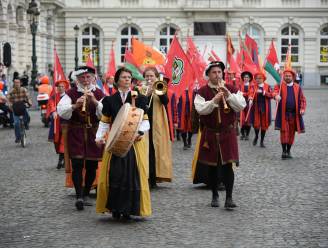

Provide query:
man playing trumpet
left=193, top=61, right=246, bottom=209
left=57, top=66, right=105, bottom=210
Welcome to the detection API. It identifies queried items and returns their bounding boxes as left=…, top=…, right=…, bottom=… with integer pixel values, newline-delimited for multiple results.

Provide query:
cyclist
left=7, top=77, right=32, bottom=143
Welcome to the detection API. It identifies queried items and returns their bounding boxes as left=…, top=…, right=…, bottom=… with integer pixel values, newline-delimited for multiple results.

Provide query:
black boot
left=57, top=154, right=64, bottom=169
left=253, top=129, right=259, bottom=146
left=240, top=127, right=245, bottom=140
left=245, top=126, right=251, bottom=140
left=211, top=191, right=219, bottom=207
left=187, top=133, right=192, bottom=148
left=75, top=198, right=84, bottom=211
left=112, top=211, right=121, bottom=220
left=224, top=197, right=237, bottom=209
left=286, top=144, right=293, bottom=159
left=281, top=144, right=287, bottom=159
left=260, top=130, right=266, bottom=148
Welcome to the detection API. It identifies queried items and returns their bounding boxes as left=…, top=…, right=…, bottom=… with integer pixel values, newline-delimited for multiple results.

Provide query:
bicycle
left=19, top=115, right=27, bottom=147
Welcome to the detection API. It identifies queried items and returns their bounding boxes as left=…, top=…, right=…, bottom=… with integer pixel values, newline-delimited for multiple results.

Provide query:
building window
left=280, top=25, right=300, bottom=63
left=159, top=25, right=176, bottom=54
left=120, top=26, right=140, bottom=62
left=194, top=22, right=226, bottom=36
left=81, top=26, right=100, bottom=67
left=320, top=24, right=328, bottom=63
left=241, top=24, right=263, bottom=55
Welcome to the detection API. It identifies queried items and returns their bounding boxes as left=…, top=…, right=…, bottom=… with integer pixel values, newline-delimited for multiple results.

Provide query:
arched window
left=16, top=6, right=24, bottom=26
left=81, top=26, right=100, bottom=67
left=159, top=25, right=176, bottom=54
left=280, top=25, right=300, bottom=63
left=320, top=24, right=328, bottom=63
left=120, top=25, right=140, bottom=62
left=241, top=24, right=263, bottom=55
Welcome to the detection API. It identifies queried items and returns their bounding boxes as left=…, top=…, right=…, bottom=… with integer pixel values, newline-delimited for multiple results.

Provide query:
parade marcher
left=274, top=68, right=306, bottom=159
left=193, top=61, right=246, bottom=209
left=57, top=65, right=105, bottom=210
left=143, top=67, right=173, bottom=188
left=177, top=88, right=193, bottom=149
left=47, top=79, right=70, bottom=169
left=38, top=75, right=53, bottom=96
left=103, top=74, right=116, bottom=96
left=95, top=67, right=151, bottom=220
left=7, top=77, right=32, bottom=143
left=248, top=70, right=274, bottom=148
left=239, top=71, right=253, bottom=140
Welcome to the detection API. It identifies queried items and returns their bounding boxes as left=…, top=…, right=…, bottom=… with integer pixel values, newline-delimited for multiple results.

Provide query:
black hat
left=205, top=61, right=225, bottom=77
left=241, top=71, right=253, bottom=82
left=74, top=65, right=96, bottom=76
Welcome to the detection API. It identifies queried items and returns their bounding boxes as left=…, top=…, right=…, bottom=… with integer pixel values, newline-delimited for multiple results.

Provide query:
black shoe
left=112, top=211, right=121, bottom=220
left=211, top=195, right=219, bottom=207
left=240, top=135, right=245, bottom=140
left=252, top=137, right=258, bottom=146
left=75, top=198, right=84, bottom=211
left=10, top=124, right=14, bottom=128
left=122, top=214, right=132, bottom=220
left=286, top=152, right=293, bottom=159
left=183, top=145, right=188, bottom=150
left=245, top=136, right=249, bottom=141
left=224, top=198, right=237, bottom=209
left=25, top=125, right=29, bottom=130
left=281, top=152, right=288, bottom=160
left=15, top=138, right=21, bottom=143
left=187, top=143, right=191, bottom=148
left=218, top=183, right=225, bottom=191
left=260, top=142, right=266, bottom=148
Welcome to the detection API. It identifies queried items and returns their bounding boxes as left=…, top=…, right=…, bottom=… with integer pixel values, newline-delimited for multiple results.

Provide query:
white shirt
left=57, top=84, right=103, bottom=120
left=194, top=82, right=246, bottom=115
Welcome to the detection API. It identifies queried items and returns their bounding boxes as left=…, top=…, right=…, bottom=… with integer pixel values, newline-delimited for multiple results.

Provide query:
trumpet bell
left=153, top=80, right=167, bottom=96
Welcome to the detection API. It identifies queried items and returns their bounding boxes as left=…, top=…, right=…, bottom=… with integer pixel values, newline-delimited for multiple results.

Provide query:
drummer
left=95, top=67, right=152, bottom=220
left=143, top=67, right=173, bottom=188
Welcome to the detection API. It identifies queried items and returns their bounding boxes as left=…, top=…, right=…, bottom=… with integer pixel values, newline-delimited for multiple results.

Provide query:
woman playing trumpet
left=143, top=67, right=173, bottom=188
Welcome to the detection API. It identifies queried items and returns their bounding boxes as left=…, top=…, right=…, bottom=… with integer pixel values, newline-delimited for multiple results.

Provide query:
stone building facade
left=1, top=0, right=328, bottom=86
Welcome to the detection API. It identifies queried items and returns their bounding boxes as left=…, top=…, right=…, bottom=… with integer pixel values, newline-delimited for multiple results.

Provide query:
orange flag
left=132, top=38, right=165, bottom=67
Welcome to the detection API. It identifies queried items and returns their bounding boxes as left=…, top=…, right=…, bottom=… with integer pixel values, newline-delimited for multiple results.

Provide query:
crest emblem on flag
left=172, top=57, right=184, bottom=85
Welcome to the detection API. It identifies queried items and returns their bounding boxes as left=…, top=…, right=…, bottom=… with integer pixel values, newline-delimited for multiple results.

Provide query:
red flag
left=186, top=36, right=206, bottom=87
left=53, top=48, right=67, bottom=84
left=245, top=34, right=259, bottom=65
left=226, top=34, right=235, bottom=59
left=210, top=50, right=221, bottom=61
left=106, top=43, right=116, bottom=77
left=124, top=47, right=139, bottom=68
left=165, top=36, right=194, bottom=98
left=86, top=53, right=96, bottom=70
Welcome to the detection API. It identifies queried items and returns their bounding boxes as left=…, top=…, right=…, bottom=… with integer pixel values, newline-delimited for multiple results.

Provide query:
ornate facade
left=1, top=0, right=328, bottom=86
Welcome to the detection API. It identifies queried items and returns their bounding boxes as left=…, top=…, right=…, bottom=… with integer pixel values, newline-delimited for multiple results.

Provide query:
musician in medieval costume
left=248, top=70, right=274, bottom=148
left=143, top=67, right=173, bottom=188
left=47, top=79, right=70, bottom=169
left=57, top=65, right=105, bottom=211
left=177, top=88, right=193, bottom=150
left=95, top=67, right=151, bottom=220
left=274, top=68, right=306, bottom=159
left=193, top=61, right=246, bottom=209
left=239, top=71, right=253, bottom=141
left=103, top=74, right=117, bottom=96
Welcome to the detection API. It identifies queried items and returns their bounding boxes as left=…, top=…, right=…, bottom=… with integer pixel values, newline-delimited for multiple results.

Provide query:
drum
left=105, top=103, right=144, bottom=157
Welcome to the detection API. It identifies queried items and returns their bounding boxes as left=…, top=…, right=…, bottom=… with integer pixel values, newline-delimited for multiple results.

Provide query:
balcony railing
left=185, top=0, right=232, bottom=8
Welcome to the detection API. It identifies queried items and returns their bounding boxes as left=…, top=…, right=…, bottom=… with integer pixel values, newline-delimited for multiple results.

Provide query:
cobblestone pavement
left=0, top=89, right=327, bottom=248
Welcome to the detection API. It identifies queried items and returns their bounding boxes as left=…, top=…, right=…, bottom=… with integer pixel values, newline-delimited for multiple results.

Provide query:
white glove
left=249, top=99, right=253, bottom=105
left=275, top=95, right=281, bottom=102
left=257, top=89, right=262, bottom=94
left=263, top=90, right=266, bottom=96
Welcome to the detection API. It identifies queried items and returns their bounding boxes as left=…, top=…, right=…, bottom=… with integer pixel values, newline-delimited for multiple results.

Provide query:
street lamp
left=27, top=0, right=40, bottom=89
left=74, top=25, right=80, bottom=70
